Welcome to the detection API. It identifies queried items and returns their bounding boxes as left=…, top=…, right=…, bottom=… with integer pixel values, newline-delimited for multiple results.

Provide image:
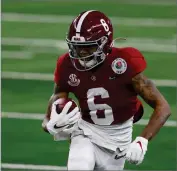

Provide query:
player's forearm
left=132, top=73, right=171, bottom=140
left=42, top=117, right=50, bottom=133
left=42, top=88, right=68, bottom=133
left=140, top=104, right=171, bottom=140
left=42, top=94, right=56, bottom=133
left=42, top=94, right=63, bottom=132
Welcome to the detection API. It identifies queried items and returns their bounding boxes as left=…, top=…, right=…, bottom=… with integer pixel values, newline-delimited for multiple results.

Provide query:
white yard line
left=2, top=37, right=176, bottom=53
left=16, top=0, right=176, bottom=6
left=1, top=72, right=176, bottom=87
left=2, top=72, right=53, bottom=81
left=0, top=163, right=136, bottom=171
left=151, top=80, right=176, bottom=87
left=1, top=163, right=67, bottom=171
left=134, top=119, right=177, bottom=127
left=122, top=0, right=176, bottom=6
left=2, top=13, right=176, bottom=27
left=2, top=37, right=175, bottom=46
left=1, top=112, right=44, bottom=120
left=1, top=163, right=173, bottom=171
left=2, top=51, right=32, bottom=59
left=1, top=112, right=176, bottom=127
left=2, top=37, right=61, bottom=47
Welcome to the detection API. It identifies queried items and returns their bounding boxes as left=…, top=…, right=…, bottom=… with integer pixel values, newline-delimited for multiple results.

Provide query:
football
left=55, top=98, right=78, bottom=114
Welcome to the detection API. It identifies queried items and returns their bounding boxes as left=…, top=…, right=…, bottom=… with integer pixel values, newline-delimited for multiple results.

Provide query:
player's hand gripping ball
left=47, top=98, right=80, bottom=135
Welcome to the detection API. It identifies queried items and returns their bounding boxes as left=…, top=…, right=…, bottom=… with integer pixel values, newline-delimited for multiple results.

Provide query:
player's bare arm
left=132, top=73, right=171, bottom=140
left=42, top=83, right=68, bottom=132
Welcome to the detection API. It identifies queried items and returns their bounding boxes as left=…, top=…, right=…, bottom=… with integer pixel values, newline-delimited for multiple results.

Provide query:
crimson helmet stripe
left=76, top=10, right=95, bottom=36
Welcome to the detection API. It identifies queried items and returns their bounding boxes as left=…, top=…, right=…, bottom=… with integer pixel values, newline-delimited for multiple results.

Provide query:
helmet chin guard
left=66, top=36, right=108, bottom=71
left=66, top=10, right=113, bottom=71
left=79, top=59, right=96, bottom=68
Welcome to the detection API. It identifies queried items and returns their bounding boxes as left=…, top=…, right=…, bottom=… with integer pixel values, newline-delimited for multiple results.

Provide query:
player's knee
left=68, top=162, right=93, bottom=170
left=106, top=165, right=124, bottom=170
left=105, top=157, right=125, bottom=170
left=68, top=156, right=95, bottom=170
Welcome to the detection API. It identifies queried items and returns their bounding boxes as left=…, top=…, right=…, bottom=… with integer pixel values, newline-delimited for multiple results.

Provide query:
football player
left=42, top=10, right=171, bottom=170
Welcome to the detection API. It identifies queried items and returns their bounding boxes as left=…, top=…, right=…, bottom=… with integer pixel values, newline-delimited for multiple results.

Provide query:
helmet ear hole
left=107, top=47, right=112, bottom=54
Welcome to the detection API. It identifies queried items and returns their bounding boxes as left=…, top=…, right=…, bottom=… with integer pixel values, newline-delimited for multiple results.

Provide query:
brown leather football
left=55, top=98, right=77, bottom=114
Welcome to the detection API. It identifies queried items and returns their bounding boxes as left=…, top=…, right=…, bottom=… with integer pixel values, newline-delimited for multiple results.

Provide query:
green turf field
left=2, top=0, right=176, bottom=170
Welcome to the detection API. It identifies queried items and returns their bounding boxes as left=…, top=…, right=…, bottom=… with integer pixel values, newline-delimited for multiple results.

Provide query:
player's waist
left=76, top=118, right=133, bottom=151
left=78, top=117, right=133, bottom=136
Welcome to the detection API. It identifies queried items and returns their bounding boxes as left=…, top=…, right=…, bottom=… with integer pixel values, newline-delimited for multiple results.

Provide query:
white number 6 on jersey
left=87, top=87, right=114, bottom=125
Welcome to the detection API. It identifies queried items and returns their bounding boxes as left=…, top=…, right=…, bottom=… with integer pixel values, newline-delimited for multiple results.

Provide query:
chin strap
left=111, top=37, right=127, bottom=47
left=114, top=37, right=127, bottom=41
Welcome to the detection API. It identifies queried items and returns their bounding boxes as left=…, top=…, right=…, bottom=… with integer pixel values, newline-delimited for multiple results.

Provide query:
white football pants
left=67, top=135, right=126, bottom=170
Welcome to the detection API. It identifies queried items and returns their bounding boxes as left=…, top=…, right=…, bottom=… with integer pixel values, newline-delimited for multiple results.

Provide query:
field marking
left=1, top=163, right=134, bottom=171
left=11, top=0, right=175, bottom=6
left=2, top=37, right=176, bottom=53
left=1, top=72, right=176, bottom=87
left=122, top=0, right=176, bottom=6
left=2, top=72, right=53, bottom=81
left=5, top=0, right=175, bottom=6
left=2, top=13, right=176, bottom=27
left=1, top=112, right=176, bottom=127
left=1, top=163, right=67, bottom=171
left=2, top=51, right=32, bottom=59
left=1, top=163, right=174, bottom=171
left=1, top=112, right=44, bottom=120
left=2, top=37, right=175, bottom=46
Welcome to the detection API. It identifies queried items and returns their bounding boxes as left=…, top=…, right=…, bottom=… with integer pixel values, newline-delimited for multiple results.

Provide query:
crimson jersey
left=54, top=47, right=146, bottom=125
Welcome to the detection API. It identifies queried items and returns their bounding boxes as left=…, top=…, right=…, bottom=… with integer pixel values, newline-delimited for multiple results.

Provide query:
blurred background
left=1, top=0, right=176, bottom=170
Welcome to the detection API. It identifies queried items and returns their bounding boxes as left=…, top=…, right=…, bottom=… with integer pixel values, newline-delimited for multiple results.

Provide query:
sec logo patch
left=111, top=58, right=127, bottom=74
